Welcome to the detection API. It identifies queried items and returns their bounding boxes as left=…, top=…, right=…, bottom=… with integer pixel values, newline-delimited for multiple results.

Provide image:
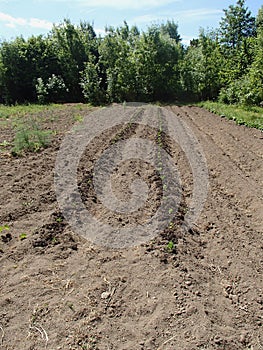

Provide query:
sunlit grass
left=197, top=101, right=263, bottom=131
left=0, top=103, right=62, bottom=119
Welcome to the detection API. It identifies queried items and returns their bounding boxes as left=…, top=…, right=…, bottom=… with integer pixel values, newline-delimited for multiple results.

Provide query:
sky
left=0, top=0, right=261, bottom=44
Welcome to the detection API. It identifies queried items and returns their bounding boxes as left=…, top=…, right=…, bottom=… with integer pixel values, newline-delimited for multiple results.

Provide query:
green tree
left=98, top=23, right=137, bottom=102
left=160, top=20, right=181, bottom=43
left=220, top=0, right=256, bottom=48
left=80, top=60, right=106, bottom=105
left=133, top=24, right=183, bottom=101
left=220, top=10, right=263, bottom=106
left=50, top=19, right=98, bottom=102
left=218, top=0, right=257, bottom=89
left=0, top=35, right=63, bottom=104
left=181, top=30, right=223, bottom=100
left=256, top=5, right=263, bottom=34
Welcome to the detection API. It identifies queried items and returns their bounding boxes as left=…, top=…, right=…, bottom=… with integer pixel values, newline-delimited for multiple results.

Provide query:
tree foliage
left=220, top=0, right=256, bottom=48
left=0, top=1, right=262, bottom=106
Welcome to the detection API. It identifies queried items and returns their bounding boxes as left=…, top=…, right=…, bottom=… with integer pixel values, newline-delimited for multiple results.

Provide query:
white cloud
left=29, top=18, right=53, bottom=30
left=0, top=12, right=27, bottom=26
left=40, top=0, right=179, bottom=10
left=94, top=28, right=106, bottom=36
left=131, top=14, right=159, bottom=24
left=131, top=8, right=223, bottom=25
left=0, top=11, right=53, bottom=30
left=84, top=0, right=177, bottom=9
left=176, top=8, right=223, bottom=19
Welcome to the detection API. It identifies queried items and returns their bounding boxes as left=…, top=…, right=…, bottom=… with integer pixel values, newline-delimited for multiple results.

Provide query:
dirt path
left=0, top=105, right=262, bottom=350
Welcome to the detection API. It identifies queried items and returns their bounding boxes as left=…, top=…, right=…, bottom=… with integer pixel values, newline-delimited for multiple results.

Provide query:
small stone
left=101, top=291, right=111, bottom=299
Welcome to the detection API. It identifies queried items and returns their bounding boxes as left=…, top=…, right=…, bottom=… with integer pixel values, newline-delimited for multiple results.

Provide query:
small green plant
left=0, top=140, right=11, bottom=148
left=167, top=241, right=175, bottom=251
left=12, top=122, right=52, bottom=155
left=0, top=224, right=10, bottom=233
left=74, top=114, right=84, bottom=122
left=22, top=200, right=33, bottom=207
left=197, top=101, right=263, bottom=130
left=169, top=222, right=174, bottom=229
left=56, top=217, right=63, bottom=223
left=19, top=233, right=27, bottom=240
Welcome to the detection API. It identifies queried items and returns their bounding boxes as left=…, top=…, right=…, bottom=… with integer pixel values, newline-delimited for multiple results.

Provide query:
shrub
left=12, top=121, right=52, bottom=155
left=36, top=74, right=68, bottom=103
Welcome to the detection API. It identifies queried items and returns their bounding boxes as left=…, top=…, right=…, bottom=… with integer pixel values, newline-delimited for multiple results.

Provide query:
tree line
left=0, top=0, right=262, bottom=106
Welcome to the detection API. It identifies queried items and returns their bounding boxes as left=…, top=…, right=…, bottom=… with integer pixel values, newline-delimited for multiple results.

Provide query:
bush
left=12, top=121, right=52, bottom=155
left=80, top=62, right=106, bottom=105
left=36, top=75, right=68, bottom=103
left=219, top=74, right=263, bottom=106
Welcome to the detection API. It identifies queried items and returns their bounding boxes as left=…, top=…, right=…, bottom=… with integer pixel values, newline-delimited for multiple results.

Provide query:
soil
left=0, top=104, right=262, bottom=350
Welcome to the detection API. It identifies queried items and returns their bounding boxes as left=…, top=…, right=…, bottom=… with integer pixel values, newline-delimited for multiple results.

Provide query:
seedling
left=74, top=114, right=84, bottom=122
left=0, top=140, right=11, bottom=147
left=167, top=241, right=175, bottom=251
left=22, top=200, right=33, bottom=207
left=169, top=222, right=174, bottom=229
left=19, top=233, right=27, bottom=240
left=56, top=217, right=63, bottom=223
left=0, top=225, right=10, bottom=233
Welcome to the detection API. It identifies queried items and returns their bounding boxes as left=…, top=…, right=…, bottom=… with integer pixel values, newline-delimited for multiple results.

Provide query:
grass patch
left=197, top=101, right=263, bottom=131
left=0, top=103, right=62, bottom=120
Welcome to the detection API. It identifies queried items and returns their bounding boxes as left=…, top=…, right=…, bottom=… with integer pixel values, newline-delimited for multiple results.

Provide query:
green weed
left=169, top=222, right=174, bottom=229
left=19, top=233, right=27, bottom=240
left=198, top=101, right=263, bottom=130
left=0, top=225, right=10, bottom=233
left=74, top=114, right=84, bottom=122
left=167, top=241, right=175, bottom=251
left=56, top=217, right=63, bottom=223
left=0, top=140, right=11, bottom=148
left=0, top=103, right=61, bottom=119
left=12, top=122, right=52, bottom=155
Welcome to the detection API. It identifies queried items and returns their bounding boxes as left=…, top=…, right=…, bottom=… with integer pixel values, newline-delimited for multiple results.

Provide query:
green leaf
left=19, top=233, right=27, bottom=240
left=0, top=225, right=10, bottom=233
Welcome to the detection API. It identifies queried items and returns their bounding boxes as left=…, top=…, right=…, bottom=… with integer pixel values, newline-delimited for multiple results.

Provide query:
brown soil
left=0, top=104, right=262, bottom=350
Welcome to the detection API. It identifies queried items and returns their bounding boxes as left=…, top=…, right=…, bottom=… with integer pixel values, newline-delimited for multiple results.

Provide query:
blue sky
left=0, top=0, right=261, bottom=44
